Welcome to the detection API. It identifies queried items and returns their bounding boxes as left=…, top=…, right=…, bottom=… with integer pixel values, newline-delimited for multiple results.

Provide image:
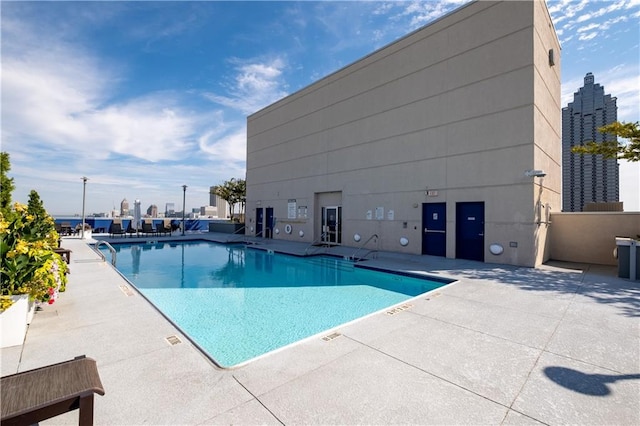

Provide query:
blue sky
left=2, top=0, right=639, bottom=216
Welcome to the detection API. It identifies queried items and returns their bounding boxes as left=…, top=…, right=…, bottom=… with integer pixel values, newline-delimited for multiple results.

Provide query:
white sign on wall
left=288, top=199, right=297, bottom=219
left=375, top=207, right=384, bottom=220
left=298, top=206, right=307, bottom=219
left=387, top=210, right=394, bottom=220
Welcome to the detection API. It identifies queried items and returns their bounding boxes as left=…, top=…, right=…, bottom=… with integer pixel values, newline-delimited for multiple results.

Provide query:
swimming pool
left=102, top=241, right=450, bottom=367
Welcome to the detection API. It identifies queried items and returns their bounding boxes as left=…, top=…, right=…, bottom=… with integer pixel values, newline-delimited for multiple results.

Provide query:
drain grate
left=322, top=332, right=341, bottom=342
left=386, top=304, right=413, bottom=316
left=119, top=284, right=135, bottom=297
left=165, top=335, right=182, bottom=346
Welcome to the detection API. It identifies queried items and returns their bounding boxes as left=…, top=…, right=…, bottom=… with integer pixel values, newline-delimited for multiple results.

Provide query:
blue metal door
left=255, top=208, right=263, bottom=238
left=456, top=202, right=484, bottom=261
left=265, top=208, right=274, bottom=239
left=422, top=203, right=446, bottom=256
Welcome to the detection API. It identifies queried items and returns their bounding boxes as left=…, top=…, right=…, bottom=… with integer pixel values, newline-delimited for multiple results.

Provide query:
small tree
left=1, top=152, right=15, bottom=216
left=212, top=178, right=247, bottom=222
left=571, top=121, right=640, bottom=162
left=233, top=178, right=246, bottom=220
left=27, top=190, right=46, bottom=217
left=27, top=190, right=56, bottom=241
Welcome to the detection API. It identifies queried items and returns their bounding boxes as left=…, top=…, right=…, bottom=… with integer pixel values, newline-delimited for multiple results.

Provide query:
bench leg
left=78, top=395, right=95, bottom=426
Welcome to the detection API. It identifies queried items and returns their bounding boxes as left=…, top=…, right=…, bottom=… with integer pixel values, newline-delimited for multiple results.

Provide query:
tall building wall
left=562, top=73, right=619, bottom=212
left=246, top=0, right=561, bottom=267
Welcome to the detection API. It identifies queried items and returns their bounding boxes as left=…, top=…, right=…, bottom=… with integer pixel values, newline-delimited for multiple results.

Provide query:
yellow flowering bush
left=0, top=203, right=68, bottom=311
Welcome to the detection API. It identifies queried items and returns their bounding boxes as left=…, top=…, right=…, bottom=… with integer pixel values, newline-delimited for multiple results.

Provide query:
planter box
left=208, top=222, right=245, bottom=234
left=27, top=299, right=36, bottom=324
left=1, top=295, right=29, bottom=348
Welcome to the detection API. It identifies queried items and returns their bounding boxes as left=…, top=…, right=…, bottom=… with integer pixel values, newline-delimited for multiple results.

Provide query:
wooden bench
left=53, top=248, right=72, bottom=264
left=1, top=355, right=105, bottom=426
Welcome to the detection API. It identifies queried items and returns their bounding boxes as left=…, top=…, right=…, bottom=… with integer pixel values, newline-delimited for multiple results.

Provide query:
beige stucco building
left=245, top=0, right=561, bottom=267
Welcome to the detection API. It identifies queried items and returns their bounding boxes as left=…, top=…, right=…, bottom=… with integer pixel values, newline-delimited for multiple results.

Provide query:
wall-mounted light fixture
left=524, top=169, right=546, bottom=178
left=548, top=48, right=555, bottom=66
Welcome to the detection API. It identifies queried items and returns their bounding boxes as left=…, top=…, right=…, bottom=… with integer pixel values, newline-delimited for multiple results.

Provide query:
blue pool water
left=102, top=241, right=449, bottom=367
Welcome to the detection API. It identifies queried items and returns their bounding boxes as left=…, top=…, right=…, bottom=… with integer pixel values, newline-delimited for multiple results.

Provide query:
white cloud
left=198, top=126, right=247, bottom=163
left=1, top=14, right=237, bottom=214
left=399, top=0, right=465, bottom=29
left=548, top=0, right=590, bottom=25
left=576, top=22, right=600, bottom=33
left=1, top=20, right=201, bottom=163
left=578, top=31, right=598, bottom=41
left=575, top=0, right=627, bottom=23
left=551, top=0, right=637, bottom=44
left=204, top=57, right=289, bottom=115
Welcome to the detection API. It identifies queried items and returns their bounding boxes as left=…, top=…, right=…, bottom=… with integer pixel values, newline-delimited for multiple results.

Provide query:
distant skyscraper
left=562, top=72, right=619, bottom=212
left=165, top=203, right=175, bottom=217
left=147, top=204, right=158, bottom=217
left=120, top=198, right=129, bottom=217
left=209, top=186, right=229, bottom=218
left=209, top=186, right=218, bottom=207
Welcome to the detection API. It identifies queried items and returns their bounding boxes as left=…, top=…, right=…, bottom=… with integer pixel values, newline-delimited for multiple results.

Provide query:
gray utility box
left=615, top=238, right=639, bottom=280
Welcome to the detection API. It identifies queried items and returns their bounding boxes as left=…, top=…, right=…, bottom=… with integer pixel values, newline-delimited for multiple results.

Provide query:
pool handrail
left=304, top=232, right=330, bottom=255
left=95, top=241, right=117, bottom=266
left=225, top=225, right=247, bottom=243
left=349, top=234, right=379, bottom=261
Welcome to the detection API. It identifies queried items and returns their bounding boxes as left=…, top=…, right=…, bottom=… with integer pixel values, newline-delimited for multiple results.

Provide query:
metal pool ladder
left=95, top=241, right=117, bottom=266
left=349, top=233, right=379, bottom=261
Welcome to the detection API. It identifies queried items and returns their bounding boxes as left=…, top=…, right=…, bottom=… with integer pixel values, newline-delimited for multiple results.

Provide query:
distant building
left=562, top=72, right=619, bottom=212
left=120, top=198, right=129, bottom=217
left=147, top=204, right=158, bottom=217
left=165, top=203, right=175, bottom=217
left=209, top=186, right=230, bottom=219
left=200, top=206, right=216, bottom=217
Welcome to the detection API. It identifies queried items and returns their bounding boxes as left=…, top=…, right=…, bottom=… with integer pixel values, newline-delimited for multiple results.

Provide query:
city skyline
left=2, top=0, right=639, bottom=215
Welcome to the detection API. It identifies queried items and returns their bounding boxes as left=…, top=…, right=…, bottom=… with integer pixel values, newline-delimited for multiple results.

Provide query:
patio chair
left=109, top=222, right=126, bottom=238
left=60, top=222, right=73, bottom=236
left=156, top=220, right=171, bottom=236
left=1, top=355, right=104, bottom=426
left=125, top=222, right=138, bottom=238
left=141, top=221, right=157, bottom=236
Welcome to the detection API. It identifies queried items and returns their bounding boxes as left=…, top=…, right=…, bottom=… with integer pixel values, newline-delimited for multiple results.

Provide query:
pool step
left=305, top=257, right=355, bottom=272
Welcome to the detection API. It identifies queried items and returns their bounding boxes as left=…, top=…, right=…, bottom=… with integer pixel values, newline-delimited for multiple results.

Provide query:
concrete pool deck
left=2, top=234, right=639, bottom=425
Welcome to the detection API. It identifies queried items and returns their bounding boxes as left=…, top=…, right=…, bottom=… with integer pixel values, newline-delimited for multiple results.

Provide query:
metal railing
left=349, top=234, right=379, bottom=261
left=304, top=232, right=329, bottom=255
left=226, top=225, right=248, bottom=243
left=95, top=241, right=117, bottom=266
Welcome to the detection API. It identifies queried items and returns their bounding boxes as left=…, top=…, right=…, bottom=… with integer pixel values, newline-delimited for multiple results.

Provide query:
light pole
left=182, top=184, right=187, bottom=236
left=81, top=177, right=88, bottom=239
